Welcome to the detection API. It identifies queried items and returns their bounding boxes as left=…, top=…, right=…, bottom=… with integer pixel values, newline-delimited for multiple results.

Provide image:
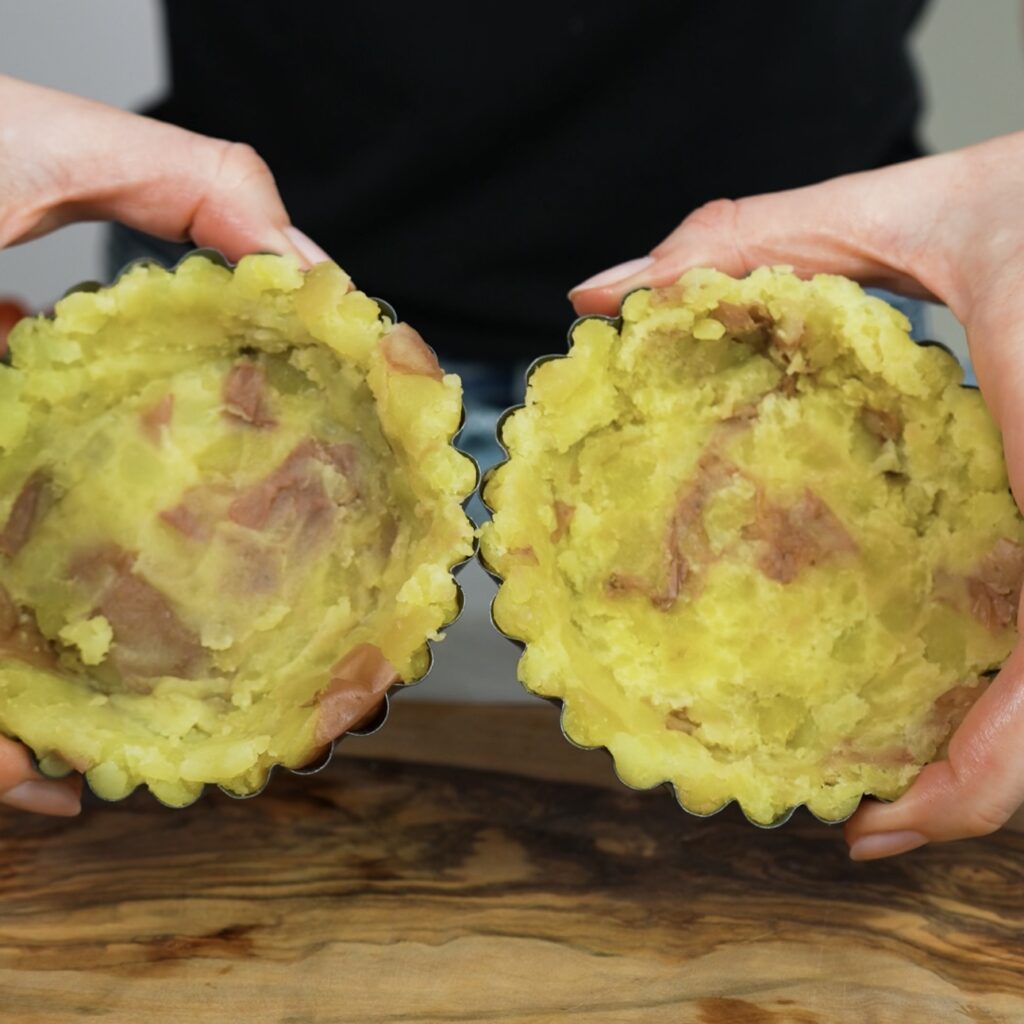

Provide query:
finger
left=0, top=298, right=28, bottom=359
left=0, top=737, right=81, bottom=817
left=15, top=133, right=304, bottom=265
left=568, top=152, right=966, bottom=317
left=0, top=76, right=331, bottom=267
left=845, top=641, right=1024, bottom=860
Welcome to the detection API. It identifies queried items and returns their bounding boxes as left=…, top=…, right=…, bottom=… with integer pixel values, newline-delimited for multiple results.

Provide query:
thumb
left=568, top=152, right=966, bottom=317
left=0, top=76, right=331, bottom=267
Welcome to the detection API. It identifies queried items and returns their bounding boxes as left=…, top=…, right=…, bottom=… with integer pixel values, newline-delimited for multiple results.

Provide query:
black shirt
left=150, top=1, right=928, bottom=362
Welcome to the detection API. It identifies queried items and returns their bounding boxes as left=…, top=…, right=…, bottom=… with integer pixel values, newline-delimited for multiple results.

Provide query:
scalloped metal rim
left=21, top=247, right=480, bottom=807
left=480, top=288, right=980, bottom=829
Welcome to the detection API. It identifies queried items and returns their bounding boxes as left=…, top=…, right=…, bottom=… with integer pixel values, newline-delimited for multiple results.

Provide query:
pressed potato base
left=0, top=254, right=475, bottom=806
left=482, top=268, right=1024, bottom=825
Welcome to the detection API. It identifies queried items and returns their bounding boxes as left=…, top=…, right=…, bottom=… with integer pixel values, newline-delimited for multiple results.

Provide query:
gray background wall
left=0, top=1, right=1022, bottom=702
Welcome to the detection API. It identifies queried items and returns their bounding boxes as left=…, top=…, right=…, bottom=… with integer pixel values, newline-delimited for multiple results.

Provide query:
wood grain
left=1, top=701, right=1022, bottom=1024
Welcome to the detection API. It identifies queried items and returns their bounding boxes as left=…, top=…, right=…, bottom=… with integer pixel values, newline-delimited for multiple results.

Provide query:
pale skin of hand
left=0, top=75, right=329, bottom=817
left=570, top=131, right=1024, bottom=861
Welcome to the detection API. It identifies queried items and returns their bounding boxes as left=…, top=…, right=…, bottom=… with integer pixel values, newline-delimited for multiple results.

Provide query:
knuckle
left=962, top=799, right=1013, bottom=838
left=685, top=198, right=740, bottom=233
left=212, top=140, right=273, bottom=189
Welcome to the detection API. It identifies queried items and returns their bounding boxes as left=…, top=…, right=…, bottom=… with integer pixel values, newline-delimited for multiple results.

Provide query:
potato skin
left=482, top=267, right=1024, bottom=825
left=0, top=254, right=475, bottom=806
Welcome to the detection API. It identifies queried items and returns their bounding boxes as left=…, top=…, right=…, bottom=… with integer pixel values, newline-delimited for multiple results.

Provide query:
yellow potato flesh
left=482, top=268, right=1023, bottom=824
left=0, top=254, right=475, bottom=805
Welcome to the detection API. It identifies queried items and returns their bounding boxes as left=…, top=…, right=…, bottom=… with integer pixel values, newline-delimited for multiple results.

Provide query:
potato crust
left=482, top=268, right=1024, bottom=824
left=0, top=254, right=475, bottom=805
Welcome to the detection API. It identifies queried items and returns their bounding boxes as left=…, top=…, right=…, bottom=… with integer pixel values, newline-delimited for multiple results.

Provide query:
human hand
left=0, top=74, right=328, bottom=263
left=0, top=741, right=81, bottom=817
left=0, top=299, right=27, bottom=359
left=0, top=76, right=331, bottom=815
left=570, top=132, right=1024, bottom=859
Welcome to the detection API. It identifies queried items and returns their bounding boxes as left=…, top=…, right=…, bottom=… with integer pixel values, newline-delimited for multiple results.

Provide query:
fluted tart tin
left=0, top=249, right=478, bottom=807
left=479, top=267, right=1022, bottom=828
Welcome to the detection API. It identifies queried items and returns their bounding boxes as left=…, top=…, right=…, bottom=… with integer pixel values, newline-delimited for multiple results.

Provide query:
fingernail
left=2, top=780, right=81, bottom=817
left=849, top=830, right=927, bottom=861
left=570, top=256, right=655, bottom=295
left=282, top=226, right=333, bottom=267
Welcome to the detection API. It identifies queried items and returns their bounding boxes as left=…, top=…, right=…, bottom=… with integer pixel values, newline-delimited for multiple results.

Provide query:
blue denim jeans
left=106, top=224, right=968, bottom=523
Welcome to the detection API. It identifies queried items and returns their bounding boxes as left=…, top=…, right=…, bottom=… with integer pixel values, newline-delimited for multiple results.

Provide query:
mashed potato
left=482, top=267, right=1024, bottom=825
left=0, top=253, right=476, bottom=805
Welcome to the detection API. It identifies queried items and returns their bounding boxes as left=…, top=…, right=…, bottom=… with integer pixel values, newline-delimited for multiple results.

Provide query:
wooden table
left=1, top=702, right=1022, bottom=1024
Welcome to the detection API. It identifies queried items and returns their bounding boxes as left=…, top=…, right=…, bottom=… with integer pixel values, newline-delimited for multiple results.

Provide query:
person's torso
left=153, top=0, right=928, bottom=360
